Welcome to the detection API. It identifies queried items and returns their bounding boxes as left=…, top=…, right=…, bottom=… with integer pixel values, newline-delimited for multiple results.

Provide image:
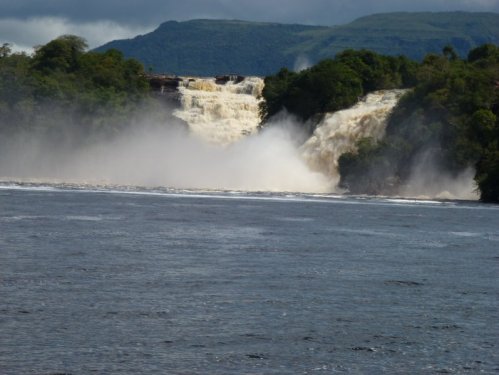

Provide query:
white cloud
left=0, top=17, right=154, bottom=53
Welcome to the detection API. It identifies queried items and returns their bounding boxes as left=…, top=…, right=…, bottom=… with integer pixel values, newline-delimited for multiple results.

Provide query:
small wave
left=332, top=227, right=401, bottom=238
left=0, top=183, right=57, bottom=192
left=450, top=231, right=481, bottom=237
left=384, top=198, right=443, bottom=205
left=276, top=217, right=314, bottom=223
left=65, top=215, right=103, bottom=221
left=0, top=215, right=45, bottom=222
left=0, top=181, right=496, bottom=211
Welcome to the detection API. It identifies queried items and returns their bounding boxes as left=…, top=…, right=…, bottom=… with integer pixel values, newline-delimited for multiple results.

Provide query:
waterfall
left=300, top=89, right=408, bottom=187
left=172, top=83, right=407, bottom=191
left=172, top=82, right=406, bottom=191
left=173, top=77, right=264, bottom=145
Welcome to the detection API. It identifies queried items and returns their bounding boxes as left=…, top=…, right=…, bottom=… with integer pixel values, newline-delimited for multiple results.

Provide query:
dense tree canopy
left=260, top=50, right=417, bottom=126
left=0, top=35, right=151, bottom=137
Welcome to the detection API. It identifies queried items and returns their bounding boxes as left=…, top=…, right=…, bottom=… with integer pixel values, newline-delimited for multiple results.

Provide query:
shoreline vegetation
left=0, top=35, right=498, bottom=202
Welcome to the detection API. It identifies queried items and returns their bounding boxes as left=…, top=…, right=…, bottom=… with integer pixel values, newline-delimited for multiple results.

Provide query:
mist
left=399, top=150, right=479, bottom=200
left=293, top=55, right=313, bottom=72
left=0, top=87, right=480, bottom=200
left=0, top=115, right=332, bottom=193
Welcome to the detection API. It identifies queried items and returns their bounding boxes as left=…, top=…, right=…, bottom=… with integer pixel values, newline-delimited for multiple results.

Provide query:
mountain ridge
left=95, top=12, right=499, bottom=76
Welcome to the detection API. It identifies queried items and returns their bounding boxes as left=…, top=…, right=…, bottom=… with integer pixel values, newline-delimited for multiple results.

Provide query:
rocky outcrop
left=215, top=75, right=245, bottom=85
left=147, top=74, right=182, bottom=91
left=146, top=74, right=247, bottom=94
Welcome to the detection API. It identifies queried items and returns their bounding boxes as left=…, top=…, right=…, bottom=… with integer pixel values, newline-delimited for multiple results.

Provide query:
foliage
left=335, top=50, right=418, bottom=91
left=337, top=44, right=499, bottom=202
left=0, top=35, right=151, bottom=138
left=261, top=50, right=416, bottom=124
left=32, top=35, right=88, bottom=74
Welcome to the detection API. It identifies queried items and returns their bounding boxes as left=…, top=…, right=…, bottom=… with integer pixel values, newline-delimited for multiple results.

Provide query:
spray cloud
left=0, top=113, right=331, bottom=193
left=293, top=54, right=313, bottom=72
left=399, top=149, right=479, bottom=200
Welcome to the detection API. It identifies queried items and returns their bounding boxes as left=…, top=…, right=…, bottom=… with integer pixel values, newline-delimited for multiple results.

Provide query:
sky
left=1, top=0, right=499, bottom=52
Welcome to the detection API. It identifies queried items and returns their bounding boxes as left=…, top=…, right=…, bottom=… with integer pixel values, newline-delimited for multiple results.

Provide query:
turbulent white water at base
left=173, top=77, right=264, bottom=145
left=300, top=90, right=408, bottom=187
left=0, top=125, right=332, bottom=193
left=401, top=158, right=480, bottom=201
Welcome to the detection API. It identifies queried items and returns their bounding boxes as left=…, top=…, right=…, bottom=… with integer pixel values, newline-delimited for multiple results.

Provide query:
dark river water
left=1, top=184, right=498, bottom=374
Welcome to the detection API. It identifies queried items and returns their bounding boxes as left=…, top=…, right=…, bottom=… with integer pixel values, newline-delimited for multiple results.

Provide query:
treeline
left=261, top=46, right=499, bottom=202
left=260, top=50, right=418, bottom=125
left=0, top=35, right=155, bottom=139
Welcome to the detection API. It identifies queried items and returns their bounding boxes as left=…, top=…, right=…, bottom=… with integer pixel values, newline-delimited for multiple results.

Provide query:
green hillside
left=309, top=12, right=499, bottom=60
left=95, top=12, right=499, bottom=76
left=95, top=20, right=327, bottom=76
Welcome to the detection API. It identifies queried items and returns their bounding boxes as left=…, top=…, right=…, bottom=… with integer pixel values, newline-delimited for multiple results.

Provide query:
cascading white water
left=300, top=89, right=408, bottom=187
left=173, top=77, right=264, bottom=145
left=172, top=84, right=407, bottom=190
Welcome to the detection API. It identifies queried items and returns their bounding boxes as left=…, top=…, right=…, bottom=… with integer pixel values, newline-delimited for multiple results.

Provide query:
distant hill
left=95, top=20, right=325, bottom=76
left=95, top=12, right=499, bottom=76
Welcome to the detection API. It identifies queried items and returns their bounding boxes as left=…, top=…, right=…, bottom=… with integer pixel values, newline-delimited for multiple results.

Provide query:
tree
left=468, top=44, right=499, bottom=63
left=476, top=150, right=499, bottom=202
left=0, top=35, right=153, bottom=138
left=32, top=35, right=88, bottom=73
left=0, top=43, right=12, bottom=58
left=443, top=45, right=458, bottom=61
left=261, top=49, right=418, bottom=128
left=470, top=109, right=497, bottom=145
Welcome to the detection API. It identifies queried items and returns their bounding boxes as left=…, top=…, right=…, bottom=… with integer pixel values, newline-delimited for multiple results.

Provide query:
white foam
left=301, top=90, right=408, bottom=187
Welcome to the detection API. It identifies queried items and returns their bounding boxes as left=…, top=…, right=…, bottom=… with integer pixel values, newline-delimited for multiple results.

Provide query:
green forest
left=0, top=35, right=161, bottom=142
left=338, top=45, right=499, bottom=203
left=260, top=50, right=418, bottom=124
left=261, top=46, right=499, bottom=202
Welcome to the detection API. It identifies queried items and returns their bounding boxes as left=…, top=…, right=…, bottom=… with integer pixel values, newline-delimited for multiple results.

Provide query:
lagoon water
left=1, top=184, right=498, bottom=374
